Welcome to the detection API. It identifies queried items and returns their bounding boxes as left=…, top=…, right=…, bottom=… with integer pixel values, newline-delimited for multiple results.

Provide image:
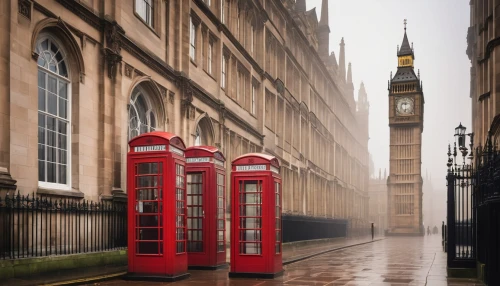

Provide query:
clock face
left=396, top=97, right=414, bottom=115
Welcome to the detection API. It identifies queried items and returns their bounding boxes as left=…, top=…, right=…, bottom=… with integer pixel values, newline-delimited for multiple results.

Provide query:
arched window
left=194, top=126, right=202, bottom=146
left=128, top=86, right=157, bottom=140
left=37, top=37, right=70, bottom=187
left=194, top=116, right=214, bottom=146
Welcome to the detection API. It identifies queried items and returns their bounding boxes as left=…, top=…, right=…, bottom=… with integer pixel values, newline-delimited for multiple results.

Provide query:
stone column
left=0, top=0, right=16, bottom=194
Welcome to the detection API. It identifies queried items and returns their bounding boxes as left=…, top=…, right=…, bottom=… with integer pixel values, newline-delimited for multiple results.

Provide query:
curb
left=283, top=238, right=385, bottom=265
left=40, top=271, right=127, bottom=286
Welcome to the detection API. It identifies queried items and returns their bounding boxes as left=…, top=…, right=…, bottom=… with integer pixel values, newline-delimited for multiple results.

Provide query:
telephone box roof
left=232, top=153, right=280, bottom=168
left=185, top=146, right=225, bottom=161
left=128, top=131, right=186, bottom=149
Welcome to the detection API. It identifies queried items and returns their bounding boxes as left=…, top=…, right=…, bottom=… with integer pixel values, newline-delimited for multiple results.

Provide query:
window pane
left=59, top=149, right=67, bottom=164
left=38, top=88, right=46, bottom=112
left=38, top=160, right=45, bottom=181
left=59, top=164, right=67, bottom=184
left=58, top=98, right=67, bottom=119
left=47, top=147, right=56, bottom=162
left=47, top=162, right=56, bottom=183
left=48, top=77, right=57, bottom=94
left=47, top=131, right=56, bottom=147
left=47, top=117, right=56, bottom=131
left=38, top=144, right=45, bottom=160
left=38, top=126, right=45, bottom=144
left=47, top=93, right=57, bottom=115
left=59, top=82, right=67, bottom=99
left=58, top=61, right=68, bottom=78
left=59, top=134, right=67, bottom=150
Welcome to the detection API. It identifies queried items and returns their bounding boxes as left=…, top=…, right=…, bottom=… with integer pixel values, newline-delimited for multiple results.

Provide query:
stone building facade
left=467, top=0, right=500, bottom=143
left=0, top=0, right=370, bottom=234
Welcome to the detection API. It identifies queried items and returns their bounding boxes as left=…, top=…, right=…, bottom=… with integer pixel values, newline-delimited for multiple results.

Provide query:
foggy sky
left=307, top=0, right=471, bottom=185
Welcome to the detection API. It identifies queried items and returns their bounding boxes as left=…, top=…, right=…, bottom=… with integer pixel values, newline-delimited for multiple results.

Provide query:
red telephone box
left=126, top=132, right=190, bottom=281
left=229, top=153, right=283, bottom=278
left=185, top=146, right=227, bottom=269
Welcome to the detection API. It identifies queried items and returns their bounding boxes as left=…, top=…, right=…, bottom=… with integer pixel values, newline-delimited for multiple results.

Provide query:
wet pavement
left=94, top=235, right=483, bottom=285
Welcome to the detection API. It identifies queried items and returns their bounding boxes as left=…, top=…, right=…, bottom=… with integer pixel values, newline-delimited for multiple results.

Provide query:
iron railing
left=474, top=136, right=500, bottom=285
left=0, top=192, right=127, bottom=260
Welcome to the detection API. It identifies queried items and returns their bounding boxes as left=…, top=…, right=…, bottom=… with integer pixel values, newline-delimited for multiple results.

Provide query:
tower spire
left=398, top=20, right=414, bottom=57
left=319, top=0, right=329, bottom=27
left=317, top=0, right=330, bottom=58
left=339, top=38, right=346, bottom=82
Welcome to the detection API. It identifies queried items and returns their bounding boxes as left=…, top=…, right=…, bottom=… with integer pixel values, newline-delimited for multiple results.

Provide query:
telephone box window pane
left=240, top=243, right=261, bottom=255
left=240, top=230, right=261, bottom=241
left=240, top=218, right=261, bottom=228
left=240, top=205, right=261, bottom=216
left=137, top=162, right=159, bottom=174
left=137, top=215, right=159, bottom=227
left=136, top=242, right=159, bottom=254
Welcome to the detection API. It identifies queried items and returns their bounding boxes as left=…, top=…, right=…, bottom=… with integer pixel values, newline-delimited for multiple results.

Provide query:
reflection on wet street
left=97, top=236, right=482, bottom=285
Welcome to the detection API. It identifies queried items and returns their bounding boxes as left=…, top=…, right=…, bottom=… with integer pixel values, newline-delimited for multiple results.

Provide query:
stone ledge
left=37, top=187, right=85, bottom=198
left=0, top=249, right=127, bottom=280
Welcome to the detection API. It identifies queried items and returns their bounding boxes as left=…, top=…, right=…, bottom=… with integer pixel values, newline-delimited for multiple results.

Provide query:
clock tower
left=387, top=21, right=424, bottom=236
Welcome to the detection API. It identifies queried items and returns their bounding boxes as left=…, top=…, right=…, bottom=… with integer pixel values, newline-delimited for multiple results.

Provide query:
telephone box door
left=128, top=157, right=166, bottom=274
left=187, top=170, right=209, bottom=263
left=232, top=177, right=267, bottom=273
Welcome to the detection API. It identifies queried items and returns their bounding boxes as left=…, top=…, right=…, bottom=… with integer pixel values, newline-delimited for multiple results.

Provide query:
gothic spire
left=319, top=0, right=329, bottom=27
left=398, top=19, right=414, bottom=57
left=339, top=38, right=346, bottom=82
left=317, top=0, right=330, bottom=58
left=347, top=62, right=353, bottom=84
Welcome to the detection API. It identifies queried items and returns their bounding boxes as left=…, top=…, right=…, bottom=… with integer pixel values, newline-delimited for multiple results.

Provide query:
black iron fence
left=474, top=138, right=500, bottom=285
left=0, top=192, right=127, bottom=260
left=282, top=215, right=348, bottom=243
left=446, top=133, right=500, bottom=284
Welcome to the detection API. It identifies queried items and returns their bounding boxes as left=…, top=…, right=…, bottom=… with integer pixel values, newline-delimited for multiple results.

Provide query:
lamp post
left=451, top=123, right=474, bottom=169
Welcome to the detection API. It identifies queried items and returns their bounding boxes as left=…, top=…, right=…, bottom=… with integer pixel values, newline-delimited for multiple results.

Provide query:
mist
left=307, top=0, right=471, bottom=226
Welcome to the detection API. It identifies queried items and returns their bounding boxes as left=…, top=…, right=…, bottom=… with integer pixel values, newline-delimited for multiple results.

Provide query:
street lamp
left=455, top=123, right=466, bottom=148
left=448, top=123, right=474, bottom=171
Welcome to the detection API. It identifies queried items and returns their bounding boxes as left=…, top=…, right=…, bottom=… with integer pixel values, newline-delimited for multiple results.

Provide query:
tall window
left=207, top=40, right=213, bottom=75
left=128, top=87, right=157, bottom=140
left=251, top=84, right=256, bottom=115
left=237, top=70, right=242, bottom=102
left=221, top=56, right=227, bottom=89
left=135, top=0, right=154, bottom=27
left=37, top=37, right=70, bottom=188
left=250, top=25, right=255, bottom=56
left=190, top=17, right=196, bottom=61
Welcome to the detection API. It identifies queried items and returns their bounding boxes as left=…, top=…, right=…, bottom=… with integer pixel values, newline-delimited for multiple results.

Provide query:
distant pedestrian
left=371, top=223, right=374, bottom=240
left=427, top=226, right=431, bottom=236
left=433, top=226, right=438, bottom=235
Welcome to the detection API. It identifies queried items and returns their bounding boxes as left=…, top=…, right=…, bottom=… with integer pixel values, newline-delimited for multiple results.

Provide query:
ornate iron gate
left=446, top=142, right=475, bottom=269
